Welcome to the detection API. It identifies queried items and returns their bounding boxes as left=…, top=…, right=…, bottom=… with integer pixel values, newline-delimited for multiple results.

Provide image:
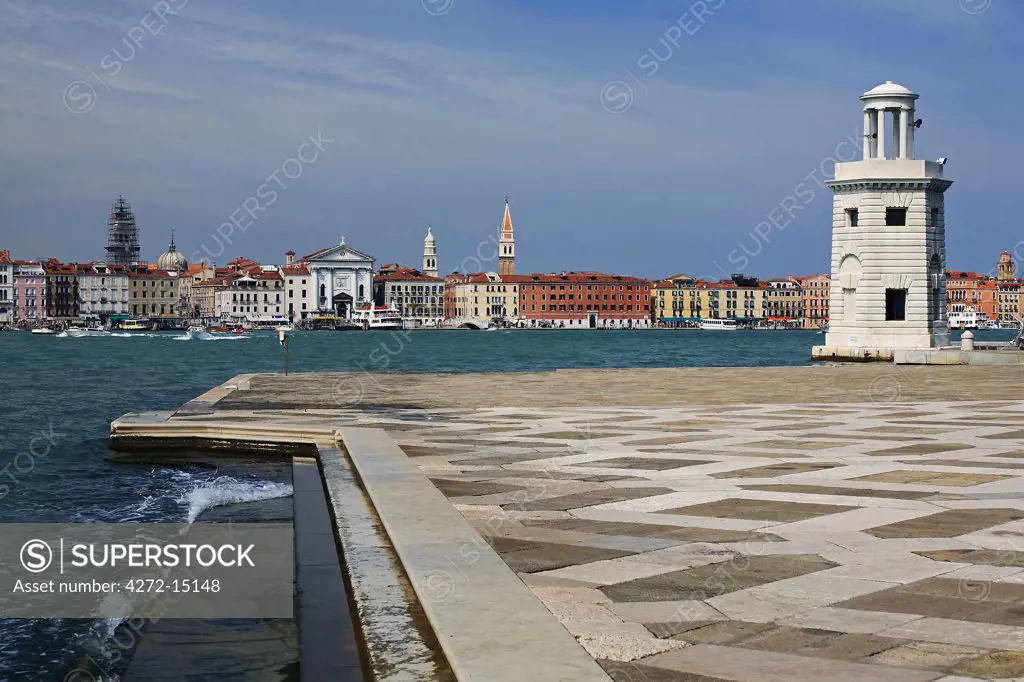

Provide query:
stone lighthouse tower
left=813, top=81, right=952, bottom=361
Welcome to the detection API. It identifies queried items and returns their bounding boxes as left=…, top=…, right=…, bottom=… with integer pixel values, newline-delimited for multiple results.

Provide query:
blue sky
left=0, top=0, right=1020, bottom=279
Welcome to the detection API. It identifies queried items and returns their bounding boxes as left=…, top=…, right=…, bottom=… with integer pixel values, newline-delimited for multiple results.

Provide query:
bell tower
left=498, top=197, right=515, bottom=276
left=423, top=225, right=438, bottom=277
left=814, top=81, right=953, bottom=360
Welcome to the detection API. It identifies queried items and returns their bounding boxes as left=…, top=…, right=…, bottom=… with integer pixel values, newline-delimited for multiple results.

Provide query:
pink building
left=797, top=274, right=830, bottom=329
left=13, top=260, right=47, bottom=323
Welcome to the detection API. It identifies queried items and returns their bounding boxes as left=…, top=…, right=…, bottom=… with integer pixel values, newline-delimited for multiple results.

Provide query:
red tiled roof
left=252, top=270, right=283, bottom=281
left=513, top=272, right=650, bottom=285
left=283, top=263, right=310, bottom=276
left=375, top=267, right=442, bottom=282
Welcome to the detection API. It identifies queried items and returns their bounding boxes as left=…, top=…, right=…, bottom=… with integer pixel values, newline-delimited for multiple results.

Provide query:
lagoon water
left=0, top=327, right=1007, bottom=678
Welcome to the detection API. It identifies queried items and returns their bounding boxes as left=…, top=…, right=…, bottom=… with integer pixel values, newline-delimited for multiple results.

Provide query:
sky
left=0, top=0, right=1021, bottom=280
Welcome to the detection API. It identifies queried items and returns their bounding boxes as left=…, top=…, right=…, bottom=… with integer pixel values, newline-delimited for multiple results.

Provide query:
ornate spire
left=498, top=196, right=515, bottom=276
left=168, top=230, right=176, bottom=251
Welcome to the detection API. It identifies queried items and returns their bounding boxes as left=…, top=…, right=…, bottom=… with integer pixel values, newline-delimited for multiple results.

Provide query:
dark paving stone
left=836, top=577, right=1024, bottom=626
left=531, top=431, right=630, bottom=440
left=742, top=439, right=855, bottom=450
left=400, top=444, right=468, bottom=458
left=954, top=650, right=1024, bottom=678
left=740, top=483, right=934, bottom=500
left=601, top=554, right=836, bottom=602
left=898, top=458, right=1024, bottom=470
left=590, top=457, right=714, bottom=471
left=510, top=487, right=676, bottom=512
left=454, top=452, right=562, bottom=466
left=598, top=659, right=731, bottom=681
left=736, top=626, right=902, bottom=660
left=916, top=548, right=1024, bottom=567
left=982, top=429, right=1024, bottom=440
left=671, top=620, right=776, bottom=645
left=623, top=435, right=717, bottom=445
left=852, top=470, right=1010, bottom=486
left=429, top=478, right=525, bottom=497
left=712, top=462, right=843, bottom=479
left=663, top=498, right=856, bottom=522
left=644, top=619, right=720, bottom=639
left=487, top=537, right=634, bottom=573
left=866, top=443, right=973, bottom=457
left=864, top=508, right=1024, bottom=539
left=521, top=518, right=784, bottom=544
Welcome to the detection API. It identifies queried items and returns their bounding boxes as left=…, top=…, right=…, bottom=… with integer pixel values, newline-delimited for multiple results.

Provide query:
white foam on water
left=180, top=475, right=293, bottom=524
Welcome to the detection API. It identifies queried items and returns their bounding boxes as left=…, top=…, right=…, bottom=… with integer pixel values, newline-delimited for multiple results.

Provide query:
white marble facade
left=307, top=238, right=375, bottom=319
left=820, top=82, right=952, bottom=355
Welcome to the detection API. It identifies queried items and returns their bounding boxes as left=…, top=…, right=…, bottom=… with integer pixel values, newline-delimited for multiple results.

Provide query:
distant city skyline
left=1, top=0, right=1021, bottom=278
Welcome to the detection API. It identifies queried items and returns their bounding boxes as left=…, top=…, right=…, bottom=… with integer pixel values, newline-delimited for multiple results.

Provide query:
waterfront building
left=129, top=268, right=181, bottom=323
left=78, top=263, right=130, bottom=324
left=765, top=278, right=804, bottom=328
left=304, top=237, right=375, bottom=320
left=0, top=250, right=13, bottom=325
left=498, top=198, right=516, bottom=276
left=977, top=279, right=999, bottom=323
left=374, top=266, right=444, bottom=327
left=155, top=232, right=188, bottom=272
left=105, top=196, right=140, bottom=266
left=12, top=260, right=46, bottom=324
left=946, top=271, right=987, bottom=318
left=179, top=262, right=216, bottom=320
left=816, top=81, right=951, bottom=359
left=444, top=272, right=518, bottom=324
left=422, top=226, right=439, bottom=278
left=798, top=274, right=830, bottom=329
left=516, top=271, right=651, bottom=328
left=44, top=261, right=84, bottom=322
left=190, top=274, right=234, bottom=322
left=282, top=251, right=314, bottom=323
left=251, top=269, right=286, bottom=323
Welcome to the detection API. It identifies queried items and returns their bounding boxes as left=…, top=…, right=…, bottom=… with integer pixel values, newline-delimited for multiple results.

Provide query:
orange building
left=514, top=272, right=651, bottom=328
left=946, top=271, right=994, bottom=322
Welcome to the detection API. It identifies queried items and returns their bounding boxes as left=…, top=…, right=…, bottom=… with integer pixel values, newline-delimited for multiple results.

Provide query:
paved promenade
left=116, top=366, right=1024, bottom=681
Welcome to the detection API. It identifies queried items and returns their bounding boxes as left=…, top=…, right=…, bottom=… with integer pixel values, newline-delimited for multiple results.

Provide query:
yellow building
left=129, top=268, right=181, bottom=322
left=655, top=274, right=766, bottom=326
left=444, top=272, right=520, bottom=323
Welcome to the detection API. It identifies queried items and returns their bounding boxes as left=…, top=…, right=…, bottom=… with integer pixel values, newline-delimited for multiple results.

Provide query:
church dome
left=156, top=233, right=188, bottom=271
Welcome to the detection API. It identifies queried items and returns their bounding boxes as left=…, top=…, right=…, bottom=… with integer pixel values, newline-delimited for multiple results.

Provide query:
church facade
left=304, top=237, right=375, bottom=320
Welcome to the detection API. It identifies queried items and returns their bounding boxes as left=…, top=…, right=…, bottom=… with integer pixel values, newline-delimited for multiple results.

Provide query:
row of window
left=844, top=207, right=941, bottom=228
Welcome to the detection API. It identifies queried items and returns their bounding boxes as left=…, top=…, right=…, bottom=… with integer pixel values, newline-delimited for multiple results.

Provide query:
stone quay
left=111, top=365, right=1024, bottom=681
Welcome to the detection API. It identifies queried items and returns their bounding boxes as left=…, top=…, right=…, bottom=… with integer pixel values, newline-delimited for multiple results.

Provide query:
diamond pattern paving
left=180, top=377, right=1024, bottom=680
left=600, top=554, right=837, bottom=602
left=663, top=498, right=857, bottom=522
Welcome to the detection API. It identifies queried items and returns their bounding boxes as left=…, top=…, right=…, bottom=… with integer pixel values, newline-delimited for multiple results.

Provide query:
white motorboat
left=30, top=327, right=55, bottom=335
left=119, top=320, right=149, bottom=331
left=352, top=305, right=403, bottom=330
left=700, top=318, right=739, bottom=331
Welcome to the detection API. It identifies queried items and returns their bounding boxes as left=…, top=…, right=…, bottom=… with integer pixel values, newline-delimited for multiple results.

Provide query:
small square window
left=886, top=208, right=907, bottom=226
left=845, top=208, right=859, bottom=227
left=885, top=288, right=907, bottom=321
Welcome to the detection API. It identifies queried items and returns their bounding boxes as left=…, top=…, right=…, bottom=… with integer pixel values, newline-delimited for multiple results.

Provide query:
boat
left=119, top=320, right=149, bottom=331
left=700, top=318, right=739, bottom=331
left=30, top=327, right=55, bottom=335
left=275, top=325, right=294, bottom=332
left=351, top=304, right=403, bottom=330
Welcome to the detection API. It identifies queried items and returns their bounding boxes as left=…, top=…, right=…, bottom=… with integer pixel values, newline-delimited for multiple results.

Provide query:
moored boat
left=700, top=318, right=739, bottom=331
left=351, top=304, right=403, bottom=330
left=30, top=327, right=55, bottom=335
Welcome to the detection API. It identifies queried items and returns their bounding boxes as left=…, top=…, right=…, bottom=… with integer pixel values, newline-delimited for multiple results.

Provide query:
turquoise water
left=0, top=327, right=1011, bottom=678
